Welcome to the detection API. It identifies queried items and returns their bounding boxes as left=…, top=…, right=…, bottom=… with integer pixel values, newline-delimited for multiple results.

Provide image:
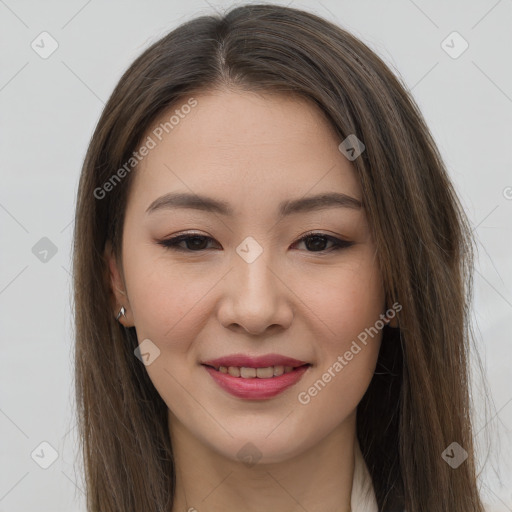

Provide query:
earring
left=385, top=313, right=399, bottom=329
left=384, top=304, right=399, bottom=328
left=115, top=306, right=127, bottom=321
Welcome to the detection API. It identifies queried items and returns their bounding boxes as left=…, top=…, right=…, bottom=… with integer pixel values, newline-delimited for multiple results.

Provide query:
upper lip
left=202, top=353, right=310, bottom=369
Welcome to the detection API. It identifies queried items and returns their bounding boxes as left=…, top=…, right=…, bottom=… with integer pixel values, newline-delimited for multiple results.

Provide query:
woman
left=72, top=4, right=485, bottom=511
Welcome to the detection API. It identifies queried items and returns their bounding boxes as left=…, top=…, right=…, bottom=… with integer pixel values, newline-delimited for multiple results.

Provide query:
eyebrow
left=145, top=191, right=362, bottom=217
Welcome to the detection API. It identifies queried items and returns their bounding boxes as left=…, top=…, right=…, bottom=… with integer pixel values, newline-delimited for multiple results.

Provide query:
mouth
left=202, top=363, right=311, bottom=379
left=200, top=355, right=312, bottom=400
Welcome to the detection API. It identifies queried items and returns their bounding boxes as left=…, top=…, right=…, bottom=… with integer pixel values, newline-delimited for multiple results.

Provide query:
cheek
left=122, top=244, right=219, bottom=348
left=297, top=255, right=385, bottom=346
left=125, top=241, right=384, bottom=349
left=294, top=256, right=384, bottom=397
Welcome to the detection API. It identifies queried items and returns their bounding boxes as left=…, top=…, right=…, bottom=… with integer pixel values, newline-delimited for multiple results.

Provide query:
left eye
left=157, top=232, right=353, bottom=253
left=294, top=233, right=353, bottom=252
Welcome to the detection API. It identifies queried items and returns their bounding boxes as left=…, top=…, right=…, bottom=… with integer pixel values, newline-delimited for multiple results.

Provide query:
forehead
left=127, top=89, right=362, bottom=217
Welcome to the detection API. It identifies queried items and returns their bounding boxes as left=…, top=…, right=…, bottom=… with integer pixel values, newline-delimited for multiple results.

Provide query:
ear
left=104, top=240, right=134, bottom=327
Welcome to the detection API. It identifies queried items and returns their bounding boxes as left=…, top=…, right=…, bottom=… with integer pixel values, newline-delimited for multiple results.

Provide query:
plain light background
left=0, top=0, right=511, bottom=510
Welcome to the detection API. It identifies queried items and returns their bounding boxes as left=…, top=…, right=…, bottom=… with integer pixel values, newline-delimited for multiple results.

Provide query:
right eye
left=157, top=233, right=219, bottom=252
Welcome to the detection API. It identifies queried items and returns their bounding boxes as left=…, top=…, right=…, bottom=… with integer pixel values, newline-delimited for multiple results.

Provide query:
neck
left=169, top=411, right=357, bottom=512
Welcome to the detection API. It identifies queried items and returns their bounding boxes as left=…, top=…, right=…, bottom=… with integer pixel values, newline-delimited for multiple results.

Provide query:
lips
left=201, top=353, right=311, bottom=400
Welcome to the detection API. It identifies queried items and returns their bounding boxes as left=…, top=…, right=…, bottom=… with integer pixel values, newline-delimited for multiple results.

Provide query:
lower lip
left=202, top=364, right=310, bottom=400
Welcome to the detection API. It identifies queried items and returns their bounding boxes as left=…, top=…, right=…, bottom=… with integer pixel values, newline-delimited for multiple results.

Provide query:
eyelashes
left=157, top=231, right=354, bottom=254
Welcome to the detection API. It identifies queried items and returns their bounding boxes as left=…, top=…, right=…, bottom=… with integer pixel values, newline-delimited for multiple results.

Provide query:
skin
left=107, top=88, right=397, bottom=512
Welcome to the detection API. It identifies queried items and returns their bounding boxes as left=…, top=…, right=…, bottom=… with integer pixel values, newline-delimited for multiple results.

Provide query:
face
left=107, top=89, right=389, bottom=464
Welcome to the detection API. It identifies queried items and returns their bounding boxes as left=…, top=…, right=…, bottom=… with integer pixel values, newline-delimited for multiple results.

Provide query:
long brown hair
left=72, top=4, right=485, bottom=511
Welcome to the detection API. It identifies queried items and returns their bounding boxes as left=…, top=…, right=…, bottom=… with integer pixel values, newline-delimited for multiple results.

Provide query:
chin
left=204, top=426, right=322, bottom=467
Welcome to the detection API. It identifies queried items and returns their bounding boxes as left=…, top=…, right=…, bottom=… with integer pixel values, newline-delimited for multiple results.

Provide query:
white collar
left=350, top=438, right=378, bottom=512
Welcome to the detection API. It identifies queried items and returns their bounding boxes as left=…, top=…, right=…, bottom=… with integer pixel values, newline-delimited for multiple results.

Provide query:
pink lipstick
left=201, top=353, right=311, bottom=400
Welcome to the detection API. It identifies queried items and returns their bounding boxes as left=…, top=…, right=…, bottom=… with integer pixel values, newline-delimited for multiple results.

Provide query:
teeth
left=227, top=366, right=240, bottom=377
left=240, top=367, right=256, bottom=378
left=216, top=365, right=300, bottom=378
left=257, top=367, right=274, bottom=378
left=273, top=365, right=284, bottom=377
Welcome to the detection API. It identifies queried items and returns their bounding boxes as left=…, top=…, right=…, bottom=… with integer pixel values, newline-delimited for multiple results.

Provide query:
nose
left=217, top=249, right=293, bottom=336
